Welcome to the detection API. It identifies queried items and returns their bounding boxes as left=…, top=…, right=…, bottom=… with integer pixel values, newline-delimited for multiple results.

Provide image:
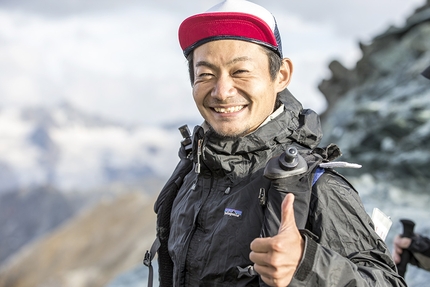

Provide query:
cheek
left=192, top=87, right=205, bottom=107
left=256, top=94, right=277, bottom=115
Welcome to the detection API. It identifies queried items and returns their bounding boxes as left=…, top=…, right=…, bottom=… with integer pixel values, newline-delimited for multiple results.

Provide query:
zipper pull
left=195, top=139, right=202, bottom=174
left=258, top=188, right=266, bottom=206
left=224, top=186, right=231, bottom=195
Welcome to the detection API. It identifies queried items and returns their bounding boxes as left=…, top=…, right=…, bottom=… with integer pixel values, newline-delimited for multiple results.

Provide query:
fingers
left=253, top=259, right=294, bottom=287
left=278, top=193, right=295, bottom=234
left=250, top=193, right=297, bottom=253
left=398, top=237, right=412, bottom=249
left=250, top=237, right=271, bottom=253
left=394, top=245, right=404, bottom=255
left=249, top=193, right=302, bottom=287
left=392, top=245, right=403, bottom=264
left=393, top=251, right=401, bottom=264
left=392, top=235, right=413, bottom=264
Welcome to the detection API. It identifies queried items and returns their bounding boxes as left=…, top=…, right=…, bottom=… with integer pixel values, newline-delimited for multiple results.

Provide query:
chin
left=210, top=125, right=250, bottom=139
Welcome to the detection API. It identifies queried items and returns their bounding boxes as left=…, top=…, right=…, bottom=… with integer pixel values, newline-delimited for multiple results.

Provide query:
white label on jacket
left=372, top=208, right=392, bottom=241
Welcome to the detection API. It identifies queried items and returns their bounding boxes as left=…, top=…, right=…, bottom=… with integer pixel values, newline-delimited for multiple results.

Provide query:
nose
left=211, top=74, right=235, bottom=100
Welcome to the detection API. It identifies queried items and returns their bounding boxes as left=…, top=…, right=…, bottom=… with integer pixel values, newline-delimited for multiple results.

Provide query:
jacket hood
left=278, top=88, right=323, bottom=149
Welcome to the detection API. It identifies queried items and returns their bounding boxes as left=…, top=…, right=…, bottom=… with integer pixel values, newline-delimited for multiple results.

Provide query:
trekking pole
left=396, top=219, right=415, bottom=277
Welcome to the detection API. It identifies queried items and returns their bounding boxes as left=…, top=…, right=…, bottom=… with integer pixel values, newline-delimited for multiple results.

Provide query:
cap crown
left=178, top=0, right=283, bottom=58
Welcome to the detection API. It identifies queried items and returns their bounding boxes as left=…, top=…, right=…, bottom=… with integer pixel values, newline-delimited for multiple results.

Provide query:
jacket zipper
left=177, top=159, right=218, bottom=285
left=195, top=139, right=202, bottom=174
left=177, top=138, right=205, bottom=285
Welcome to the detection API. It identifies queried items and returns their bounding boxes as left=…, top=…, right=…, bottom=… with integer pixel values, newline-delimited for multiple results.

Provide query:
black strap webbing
left=143, top=237, right=161, bottom=287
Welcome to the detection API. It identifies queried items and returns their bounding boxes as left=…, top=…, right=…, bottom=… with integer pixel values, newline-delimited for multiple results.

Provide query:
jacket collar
left=191, top=90, right=323, bottom=180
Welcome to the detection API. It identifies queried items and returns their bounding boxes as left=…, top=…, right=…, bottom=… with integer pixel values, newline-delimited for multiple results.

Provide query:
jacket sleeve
left=408, top=234, right=430, bottom=271
left=288, top=170, right=407, bottom=287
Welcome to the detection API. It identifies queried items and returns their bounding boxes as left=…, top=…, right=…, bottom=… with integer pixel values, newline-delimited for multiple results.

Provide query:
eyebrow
left=195, top=61, right=217, bottom=70
left=228, top=56, right=252, bottom=65
left=195, top=56, right=252, bottom=69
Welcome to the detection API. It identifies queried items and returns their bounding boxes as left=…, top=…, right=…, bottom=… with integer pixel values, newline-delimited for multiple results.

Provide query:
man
left=392, top=65, right=430, bottom=274
left=150, top=0, right=407, bottom=286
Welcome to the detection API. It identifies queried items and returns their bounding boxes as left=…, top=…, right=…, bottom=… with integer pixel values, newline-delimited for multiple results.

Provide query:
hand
left=392, top=235, right=412, bottom=264
left=249, top=193, right=305, bottom=287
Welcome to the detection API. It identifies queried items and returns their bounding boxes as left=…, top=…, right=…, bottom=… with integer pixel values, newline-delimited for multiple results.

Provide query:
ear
left=275, top=58, right=294, bottom=92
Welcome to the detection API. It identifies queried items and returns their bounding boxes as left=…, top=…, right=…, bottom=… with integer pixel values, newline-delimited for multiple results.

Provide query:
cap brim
left=422, top=65, right=430, bottom=80
left=178, top=12, right=279, bottom=57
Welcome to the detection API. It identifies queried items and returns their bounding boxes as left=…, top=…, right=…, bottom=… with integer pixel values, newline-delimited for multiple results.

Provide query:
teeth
left=214, top=106, right=244, bottom=113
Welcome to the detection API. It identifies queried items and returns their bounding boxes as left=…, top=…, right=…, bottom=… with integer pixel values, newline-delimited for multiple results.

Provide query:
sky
left=0, top=0, right=426, bottom=126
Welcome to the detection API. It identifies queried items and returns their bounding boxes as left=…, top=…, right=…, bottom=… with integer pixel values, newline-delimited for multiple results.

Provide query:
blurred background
left=0, top=0, right=430, bottom=286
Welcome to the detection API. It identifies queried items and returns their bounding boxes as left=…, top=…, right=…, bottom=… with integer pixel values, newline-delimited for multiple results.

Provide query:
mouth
left=213, top=105, right=245, bottom=113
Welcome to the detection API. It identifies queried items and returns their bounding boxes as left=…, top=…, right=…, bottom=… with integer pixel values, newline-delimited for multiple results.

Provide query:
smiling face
left=191, top=40, right=292, bottom=138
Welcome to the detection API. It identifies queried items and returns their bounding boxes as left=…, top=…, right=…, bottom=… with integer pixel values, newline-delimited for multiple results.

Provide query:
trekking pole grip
left=397, top=219, right=415, bottom=277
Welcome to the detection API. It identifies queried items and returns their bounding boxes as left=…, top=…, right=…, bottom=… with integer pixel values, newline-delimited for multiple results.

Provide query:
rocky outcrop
left=319, top=1, right=430, bottom=194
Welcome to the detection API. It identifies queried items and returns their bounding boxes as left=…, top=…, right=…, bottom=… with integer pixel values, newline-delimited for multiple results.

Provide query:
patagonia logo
left=224, top=208, right=242, bottom=218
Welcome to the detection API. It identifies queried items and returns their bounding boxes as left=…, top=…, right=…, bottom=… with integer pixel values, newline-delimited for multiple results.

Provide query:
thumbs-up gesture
left=249, top=193, right=305, bottom=287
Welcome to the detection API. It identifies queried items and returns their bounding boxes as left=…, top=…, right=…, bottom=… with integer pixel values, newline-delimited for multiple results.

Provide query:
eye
left=195, top=67, right=215, bottom=79
left=194, top=72, right=214, bottom=85
left=233, top=69, right=249, bottom=75
left=198, top=73, right=214, bottom=77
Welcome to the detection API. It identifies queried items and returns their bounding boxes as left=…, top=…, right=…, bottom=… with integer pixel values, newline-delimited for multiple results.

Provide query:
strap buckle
left=143, top=250, right=152, bottom=267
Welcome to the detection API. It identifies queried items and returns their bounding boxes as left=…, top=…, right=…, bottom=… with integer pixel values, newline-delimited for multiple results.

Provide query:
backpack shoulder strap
left=143, top=237, right=160, bottom=287
left=144, top=125, right=194, bottom=287
left=312, top=166, right=325, bottom=186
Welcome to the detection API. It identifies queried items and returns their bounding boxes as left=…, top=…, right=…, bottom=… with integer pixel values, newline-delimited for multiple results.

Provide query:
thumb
left=278, top=193, right=296, bottom=234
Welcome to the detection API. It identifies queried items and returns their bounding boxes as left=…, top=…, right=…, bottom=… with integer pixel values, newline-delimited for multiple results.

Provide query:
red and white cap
left=178, top=0, right=283, bottom=58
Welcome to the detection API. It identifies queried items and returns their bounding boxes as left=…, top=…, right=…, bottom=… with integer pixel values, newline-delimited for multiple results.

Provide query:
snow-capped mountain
left=0, top=102, right=185, bottom=193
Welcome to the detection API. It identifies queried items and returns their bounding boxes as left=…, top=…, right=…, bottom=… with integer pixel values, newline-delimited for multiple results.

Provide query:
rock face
left=319, top=0, right=430, bottom=194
